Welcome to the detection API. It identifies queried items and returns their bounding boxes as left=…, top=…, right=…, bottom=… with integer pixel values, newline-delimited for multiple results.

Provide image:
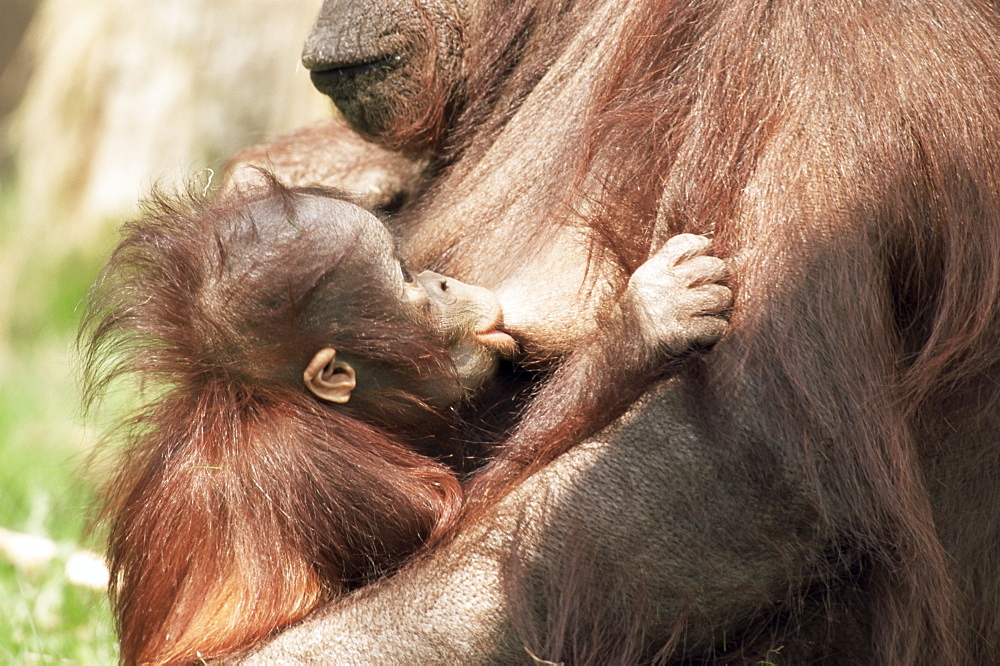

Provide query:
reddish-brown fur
left=80, top=182, right=464, bottom=664
left=449, top=2, right=1000, bottom=661
left=242, top=0, right=1000, bottom=662
left=80, top=0, right=1000, bottom=661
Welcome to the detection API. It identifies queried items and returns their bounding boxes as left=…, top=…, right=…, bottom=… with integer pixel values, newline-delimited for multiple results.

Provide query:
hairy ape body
left=222, top=0, right=1000, bottom=663
left=80, top=177, right=729, bottom=664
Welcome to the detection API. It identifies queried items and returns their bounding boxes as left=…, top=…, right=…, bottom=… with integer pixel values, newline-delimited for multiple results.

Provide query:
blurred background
left=0, top=0, right=329, bottom=660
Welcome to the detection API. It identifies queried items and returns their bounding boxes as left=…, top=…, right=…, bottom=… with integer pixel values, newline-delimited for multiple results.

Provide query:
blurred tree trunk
left=0, top=0, right=329, bottom=366
left=0, top=0, right=40, bottom=127
left=7, top=0, right=328, bottom=238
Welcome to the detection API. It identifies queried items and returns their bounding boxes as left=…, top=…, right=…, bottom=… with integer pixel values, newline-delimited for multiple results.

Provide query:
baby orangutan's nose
left=415, top=271, right=502, bottom=334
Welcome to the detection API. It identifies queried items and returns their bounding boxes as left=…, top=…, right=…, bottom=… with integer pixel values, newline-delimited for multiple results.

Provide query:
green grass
left=0, top=559, right=117, bottom=664
left=0, top=178, right=119, bottom=663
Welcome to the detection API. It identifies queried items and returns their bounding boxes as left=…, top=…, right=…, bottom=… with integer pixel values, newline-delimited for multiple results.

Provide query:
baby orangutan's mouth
left=473, top=315, right=519, bottom=359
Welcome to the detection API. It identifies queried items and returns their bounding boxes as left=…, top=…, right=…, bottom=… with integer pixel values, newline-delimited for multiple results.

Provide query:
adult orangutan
left=221, top=0, right=1000, bottom=663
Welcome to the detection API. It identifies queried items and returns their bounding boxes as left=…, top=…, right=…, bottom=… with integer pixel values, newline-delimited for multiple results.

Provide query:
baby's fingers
left=671, top=255, right=729, bottom=286
left=648, top=233, right=712, bottom=268
left=683, top=283, right=733, bottom=315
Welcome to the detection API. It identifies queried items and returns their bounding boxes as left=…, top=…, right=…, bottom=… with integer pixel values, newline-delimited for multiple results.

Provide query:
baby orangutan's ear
left=303, top=348, right=357, bottom=403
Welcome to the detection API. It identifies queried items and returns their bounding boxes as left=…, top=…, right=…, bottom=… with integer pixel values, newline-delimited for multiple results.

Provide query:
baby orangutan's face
left=290, top=194, right=517, bottom=407
left=404, top=268, right=518, bottom=393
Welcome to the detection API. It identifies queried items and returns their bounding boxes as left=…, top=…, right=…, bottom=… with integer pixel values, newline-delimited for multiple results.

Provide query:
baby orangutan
left=80, top=177, right=730, bottom=664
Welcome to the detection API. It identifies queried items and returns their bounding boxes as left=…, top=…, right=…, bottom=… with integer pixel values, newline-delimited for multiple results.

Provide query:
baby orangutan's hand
left=625, top=233, right=732, bottom=358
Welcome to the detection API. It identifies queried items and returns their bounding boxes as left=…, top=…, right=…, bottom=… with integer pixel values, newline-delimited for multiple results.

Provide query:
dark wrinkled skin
left=226, top=0, right=1000, bottom=662
left=302, top=0, right=464, bottom=143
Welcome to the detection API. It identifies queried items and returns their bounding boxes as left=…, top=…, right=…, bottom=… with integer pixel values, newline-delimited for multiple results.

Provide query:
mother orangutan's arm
left=233, top=381, right=825, bottom=663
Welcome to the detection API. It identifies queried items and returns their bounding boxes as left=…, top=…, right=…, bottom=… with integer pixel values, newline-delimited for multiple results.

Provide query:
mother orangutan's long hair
left=80, top=179, right=463, bottom=664
left=396, top=0, right=1000, bottom=663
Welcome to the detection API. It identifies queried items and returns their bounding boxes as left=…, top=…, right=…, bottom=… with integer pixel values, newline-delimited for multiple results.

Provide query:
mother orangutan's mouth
left=309, top=56, right=399, bottom=86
